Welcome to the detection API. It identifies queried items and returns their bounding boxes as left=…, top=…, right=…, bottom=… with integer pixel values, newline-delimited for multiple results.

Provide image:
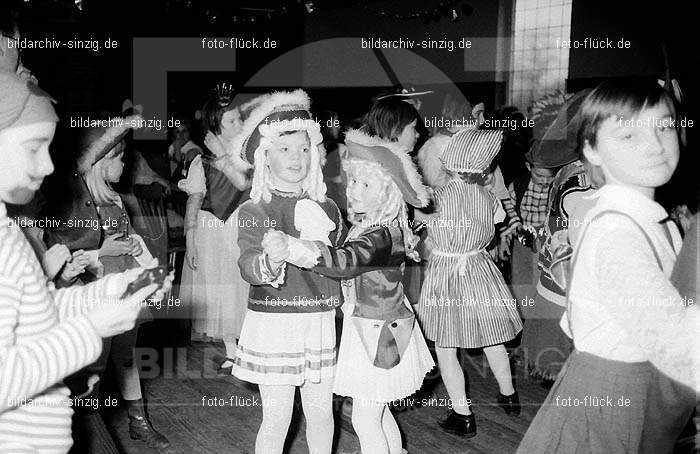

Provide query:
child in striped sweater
left=0, top=72, right=167, bottom=453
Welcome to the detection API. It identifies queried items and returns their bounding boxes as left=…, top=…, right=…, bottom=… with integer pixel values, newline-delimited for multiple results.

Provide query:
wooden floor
left=100, top=336, right=553, bottom=454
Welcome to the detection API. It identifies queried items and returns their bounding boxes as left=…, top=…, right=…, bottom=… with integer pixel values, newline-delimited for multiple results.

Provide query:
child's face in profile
left=220, top=108, right=241, bottom=142
left=103, top=142, right=125, bottom=183
left=0, top=121, right=55, bottom=204
left=346, top=164, right=386, bottom=215
left=266, top=131, right=311, bottom=192
left=585, top=102, right=679, bottom=191
left=396, top=120, right=419, bottom=151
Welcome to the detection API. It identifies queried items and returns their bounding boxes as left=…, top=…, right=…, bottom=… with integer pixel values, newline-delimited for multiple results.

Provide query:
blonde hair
left=344, top=160, right=419, bottom=260
left=83, top=146, right=122, bottom=206
left=250, top=130, right=326, bottom=204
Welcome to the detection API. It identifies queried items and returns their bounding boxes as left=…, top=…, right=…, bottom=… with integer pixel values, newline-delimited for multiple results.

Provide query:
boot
left=126, top=399, right=171, bottom=450
left=497, top=391, right=521, bottom=415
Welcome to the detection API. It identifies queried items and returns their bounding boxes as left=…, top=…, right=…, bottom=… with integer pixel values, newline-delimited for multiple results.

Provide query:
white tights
left=351, top=400, right=403, bottom=454
left=435, top=344, right=514, bottom=415
left=256, top=380, right=334, bottom=454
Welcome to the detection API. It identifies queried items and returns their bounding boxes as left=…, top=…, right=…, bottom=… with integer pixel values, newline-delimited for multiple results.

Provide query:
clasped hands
left=262, top=229, right=320, bottom=271
left=261, top=229, right=290, bottom=271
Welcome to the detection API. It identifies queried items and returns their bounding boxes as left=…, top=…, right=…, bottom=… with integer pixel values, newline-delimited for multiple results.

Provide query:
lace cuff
left=258, top=253, right=286, bottom=288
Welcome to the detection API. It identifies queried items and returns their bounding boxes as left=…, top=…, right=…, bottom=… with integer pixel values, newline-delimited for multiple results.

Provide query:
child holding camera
left=0, top=72, right=168, bottom=454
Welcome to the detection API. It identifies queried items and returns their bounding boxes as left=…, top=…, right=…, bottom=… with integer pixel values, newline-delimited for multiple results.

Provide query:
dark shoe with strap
left=129, top=415, right=171, bottom=450
left=497, top=391, right=521, bottom=415
left=126, top=398, right=171, bottom=450
left=437, top=409, right=476, bottom=438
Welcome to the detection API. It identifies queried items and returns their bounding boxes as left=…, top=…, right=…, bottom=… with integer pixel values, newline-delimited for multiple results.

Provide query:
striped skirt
left=232, top=309, right=336, bottom=386
left=416, top=251, right=523, bottom=348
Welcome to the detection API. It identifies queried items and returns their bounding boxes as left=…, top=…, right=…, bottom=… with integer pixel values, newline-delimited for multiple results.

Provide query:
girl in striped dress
left=416, top=128, right=523, bottom=438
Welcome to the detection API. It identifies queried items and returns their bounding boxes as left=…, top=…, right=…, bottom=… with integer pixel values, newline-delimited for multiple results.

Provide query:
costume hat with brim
left=441, top=128, right=503, bottom=173
left=229, top=89, right=323, bottom=167
left=344, top=129, right=429, bottom=208
left=77, top=115, right=142, bottom=173
left=376, top=85, right=435, bottom=101
left=525, top=88, right=592, bottom=169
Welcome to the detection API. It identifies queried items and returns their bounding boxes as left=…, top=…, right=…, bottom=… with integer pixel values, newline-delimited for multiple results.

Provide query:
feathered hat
left=343, top=128, right=430, bottom=207
left=441, top=128, right=504, bottom=173
left=376, top=85, right=435, bottom=101
left=229, top=89, right=323, bottom=168
left=227, top=89, right=325, bottom=203
left=77, top=115, right=142, bottom=173
left=525, top=88, right=591, bottom=169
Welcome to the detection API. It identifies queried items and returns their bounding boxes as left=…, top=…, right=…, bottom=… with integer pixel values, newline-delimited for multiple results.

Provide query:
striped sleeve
left=51, top=273, right=120, bottom=320
left=0, top=277, right=102, bottom=412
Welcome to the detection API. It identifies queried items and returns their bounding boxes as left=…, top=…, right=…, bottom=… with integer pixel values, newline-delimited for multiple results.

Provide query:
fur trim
left=344, top=129, right=430, bottom=207
left=78, top=114, right=142, bottom=173
left=227, top=89, right=311, bottom=166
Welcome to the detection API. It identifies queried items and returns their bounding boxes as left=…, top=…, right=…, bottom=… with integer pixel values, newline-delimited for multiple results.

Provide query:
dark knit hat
left=0, top=72, right=58, bottom=131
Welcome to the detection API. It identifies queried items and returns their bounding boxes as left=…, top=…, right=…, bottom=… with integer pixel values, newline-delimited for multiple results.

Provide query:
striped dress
left=0, top=202, right=112, bottom=453
left=416, top=180, right=523, bottom=348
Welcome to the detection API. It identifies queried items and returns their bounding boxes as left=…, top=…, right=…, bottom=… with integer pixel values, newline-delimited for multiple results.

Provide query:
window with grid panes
left=509, top=0, right=572, bottom=112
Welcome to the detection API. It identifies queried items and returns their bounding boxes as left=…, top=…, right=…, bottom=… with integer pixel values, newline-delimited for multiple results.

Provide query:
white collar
left=0, top=202, right=8, bottom=228
left=595, top=184, right=669, bottom=224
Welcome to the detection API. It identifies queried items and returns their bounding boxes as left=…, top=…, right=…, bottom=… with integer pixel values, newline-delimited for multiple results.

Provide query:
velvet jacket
left=311, top=225, right=413, bottom=322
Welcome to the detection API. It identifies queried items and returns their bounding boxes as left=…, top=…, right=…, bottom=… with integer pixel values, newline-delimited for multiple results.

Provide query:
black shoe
left=497, top=391, right=520, bottom=415
left=437, top=409, right=476, bottom=438
left=129, top=415, right=171, bottom=450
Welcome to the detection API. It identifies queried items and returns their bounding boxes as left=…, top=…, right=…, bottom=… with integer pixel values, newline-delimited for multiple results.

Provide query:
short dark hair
left=362, top=97, right=419, bottom=141
left=578, top=78, right=676, bottom=151
left=201, top=97, right=237, bottom=135
left=0, top=2, right=20, bottom=38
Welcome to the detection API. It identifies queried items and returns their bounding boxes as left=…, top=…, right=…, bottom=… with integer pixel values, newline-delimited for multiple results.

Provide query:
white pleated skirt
left=333, top=283, right=435, bottom=404
left=232, top=309, right=337, bottom=386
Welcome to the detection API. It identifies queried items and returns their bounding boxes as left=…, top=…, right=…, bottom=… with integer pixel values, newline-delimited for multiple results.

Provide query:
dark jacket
left=312, top=225, right=412, bottom=322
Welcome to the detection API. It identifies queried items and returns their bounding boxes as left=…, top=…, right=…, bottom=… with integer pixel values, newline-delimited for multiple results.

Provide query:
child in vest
left=229, top=90, right=345, bottom=454
left=43, top=116, right=171, bottom=449
left=179, top=84, right=250, bottom=370
left=265, top=99, right=436, bottom=454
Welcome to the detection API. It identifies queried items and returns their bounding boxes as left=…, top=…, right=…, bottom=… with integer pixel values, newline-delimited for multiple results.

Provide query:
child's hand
left=60, top=251, right=90, bottom=282
left=99, top=233, right=135, bottom=257
left=185, top=230, right=198, bottom=270
left=262, top=229, right=289, bottom=266
left=125, top=237, right=143, bottom=257
left=42, top=244, right=72, bottom=280
left=204, top=131, right=226, bottom=158
left=87, top=283, right=157, bottom=338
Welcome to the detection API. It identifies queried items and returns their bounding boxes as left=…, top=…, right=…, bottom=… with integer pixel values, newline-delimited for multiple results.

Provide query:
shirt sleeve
left=237, top=202, right=285, bottom=286
left=310, top=226, right=405, bottom=279
left=178, top=155, right=206, bottom=196
left=51, top=273, right=121, bottom=319
left=417, top=136, right=450, bottom=189
left=591, top=215, right=699, bottom=391
left=0, top=277, right=102, bottom=412
left=491, top=166, right=510, bottom=200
